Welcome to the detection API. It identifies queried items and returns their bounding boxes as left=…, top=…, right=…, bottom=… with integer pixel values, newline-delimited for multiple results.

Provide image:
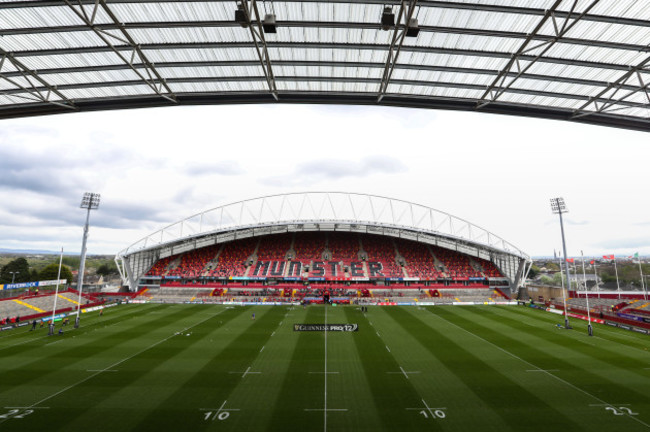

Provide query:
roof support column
left=377, top=0, right=419, bottom=102
left=238, top=0, right=279, bottom=100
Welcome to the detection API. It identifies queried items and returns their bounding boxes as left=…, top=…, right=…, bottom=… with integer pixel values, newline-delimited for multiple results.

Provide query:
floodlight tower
left=550, top=197, right=572, bottom=329
left=74, top=192, right=100, bottom=328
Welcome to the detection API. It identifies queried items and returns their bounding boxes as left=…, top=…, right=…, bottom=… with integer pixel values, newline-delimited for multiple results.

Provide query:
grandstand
left=0, top=290, right=99, bottom=324
left=117, top=193, right=530, bottom=304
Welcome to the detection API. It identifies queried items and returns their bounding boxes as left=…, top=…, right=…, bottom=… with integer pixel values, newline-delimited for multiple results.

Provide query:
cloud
left=263, top=155, right=408, bottom=186
left=595, top=237, right=650, bottom=249
left=182, top=161, right=245, bottom=176
left=565, top=219, right=589, bottom=226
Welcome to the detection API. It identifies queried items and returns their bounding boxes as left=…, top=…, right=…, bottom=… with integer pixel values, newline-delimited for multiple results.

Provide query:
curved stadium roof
left=1, top=0, right=649, bottom=131
left=115, top=192, right=531, bottom=290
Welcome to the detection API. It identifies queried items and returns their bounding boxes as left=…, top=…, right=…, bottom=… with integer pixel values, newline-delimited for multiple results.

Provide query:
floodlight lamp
left=263, top=14, right=277, bottom=33
left=406, top=18, right=420, bottom=37
left=550, top=197, right=567, bottom=214
left=80, top=192, right=101, bottom=210
left=381, top=6, right=395, bottom=31
left=235, top=3, right=249, bottom=28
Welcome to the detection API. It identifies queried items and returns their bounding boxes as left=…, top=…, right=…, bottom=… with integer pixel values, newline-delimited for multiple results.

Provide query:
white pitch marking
left=309, top=371, right=339, bottom=374
left=406, top=405, right=447, bottom=411
left=279, top=321, right=283, bottom=326
left=45, top=340, right=63, bottom=346
left=304, top=409, right=348, bottom=412
left=387, top=367, right=421, bottom=379
left=376, top=331, right=380, bottom=337
left=4, top=407, right=49, bottom=410
left=228, top=367, right=261, bottom=378
left=200, top=400, right=241, bottom=421
left=260, top=346, right=265, bottom=353
left=422, top=399, right=447, bottom=419
left=271, top=331, right=275, bottom=337
left=526, top=369, right=559, bottom=372
left=324, top=303, right=328, bottom=432
left=431, top=311, right=650, bottom=428
left=0, top=338, right=41, bottom=351
left=385, top=345, right=391, bottom=353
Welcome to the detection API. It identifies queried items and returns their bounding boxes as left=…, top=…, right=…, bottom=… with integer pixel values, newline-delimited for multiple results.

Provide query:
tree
left=96, top=263, right=118, bottom=277
left=527, top=265, right=540, bottom=279
left=38, top=263, right=73, bottom=285
left=61, top=256, right=80, bottom=269
left=540, top=275, right=554, bottom=285
left=0, top=258, right=30, bottom=284
left=544, top=262, right=560, bottom=271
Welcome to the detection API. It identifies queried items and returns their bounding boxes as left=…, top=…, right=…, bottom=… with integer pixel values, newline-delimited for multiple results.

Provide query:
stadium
left=1, top=1, right=650, bottom=431
left=116, top=192, right=530, bottom=303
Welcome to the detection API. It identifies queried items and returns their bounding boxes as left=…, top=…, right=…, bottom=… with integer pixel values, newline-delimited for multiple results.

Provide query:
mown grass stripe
left=432, top=306, right=650, bottom=419
left=0, top=305, right=146, bottom=342
left=217, top=306, right=310, bottom=432
left=370, top=306, right=510, bottom=431
left=266, top=305, right=326, bottom=432
left=0, top=303, right=168, bottom=355
left=0, top=305, right=242, bottom=431
left=0, top=304, right=199, bottom=391
left=503, top=305, right=650, bottom=352
left=386, top=307, right=589, bottom=431
left=324, top=305, right=384, bottom=432
left=0, top=303, right=163, bottom=352
left=126, top=306, right=285, bottom=432
left=20, top=305, right=250, bottom=432
left=344, top=307, right=439, bottom=432
left=465, top=306, right=650, bottom=375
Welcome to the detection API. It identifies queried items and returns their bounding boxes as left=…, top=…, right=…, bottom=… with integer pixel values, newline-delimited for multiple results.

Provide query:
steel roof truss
left=477, top=0, right=599, bottom=109
left=4, top=1, right=650, bottom=31
left=63, top=0, right=177, bottom=103
left=0, top=51, right=75, bottom=109
left=239, top=0, right=279, bottom=100
left=3, top=21, right=649, bottom=54
left=572, top=54, right=650, bottom=119
left=377, top=0, right=418, bottom=102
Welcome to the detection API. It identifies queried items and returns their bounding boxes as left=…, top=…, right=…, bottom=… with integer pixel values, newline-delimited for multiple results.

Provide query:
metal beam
left=0, top=49, right=75, bottom=110
left=478, top=0, right=600, bottom=108
left=378, top=0, right=418, bottom=102
left=0, top=91, right=647, bottom=131
left=10, top=41, right=641, bottom=74
left=63, top=0, right=177, bottom=103
left=572, top=53, right=650, bottom=119
left=2, top=0, right=650, bottom=30
left=0, top=59, right=638, bottom=92
left=238, top=0, right=279, bottom=99
left=3, top=74, right=647, bottom=111
left=3, top=21, right=648, bottom=54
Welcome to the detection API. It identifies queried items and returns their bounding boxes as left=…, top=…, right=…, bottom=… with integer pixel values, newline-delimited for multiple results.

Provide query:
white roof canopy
left=1, top=0, right=649, bottom=130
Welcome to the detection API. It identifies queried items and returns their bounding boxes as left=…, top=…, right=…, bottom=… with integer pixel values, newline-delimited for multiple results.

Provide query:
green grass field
left=0, top=304, right=648, bottom=431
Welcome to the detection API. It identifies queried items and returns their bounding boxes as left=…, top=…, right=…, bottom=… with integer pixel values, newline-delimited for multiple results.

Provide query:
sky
left=0, top=103, right=648, bottom=259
